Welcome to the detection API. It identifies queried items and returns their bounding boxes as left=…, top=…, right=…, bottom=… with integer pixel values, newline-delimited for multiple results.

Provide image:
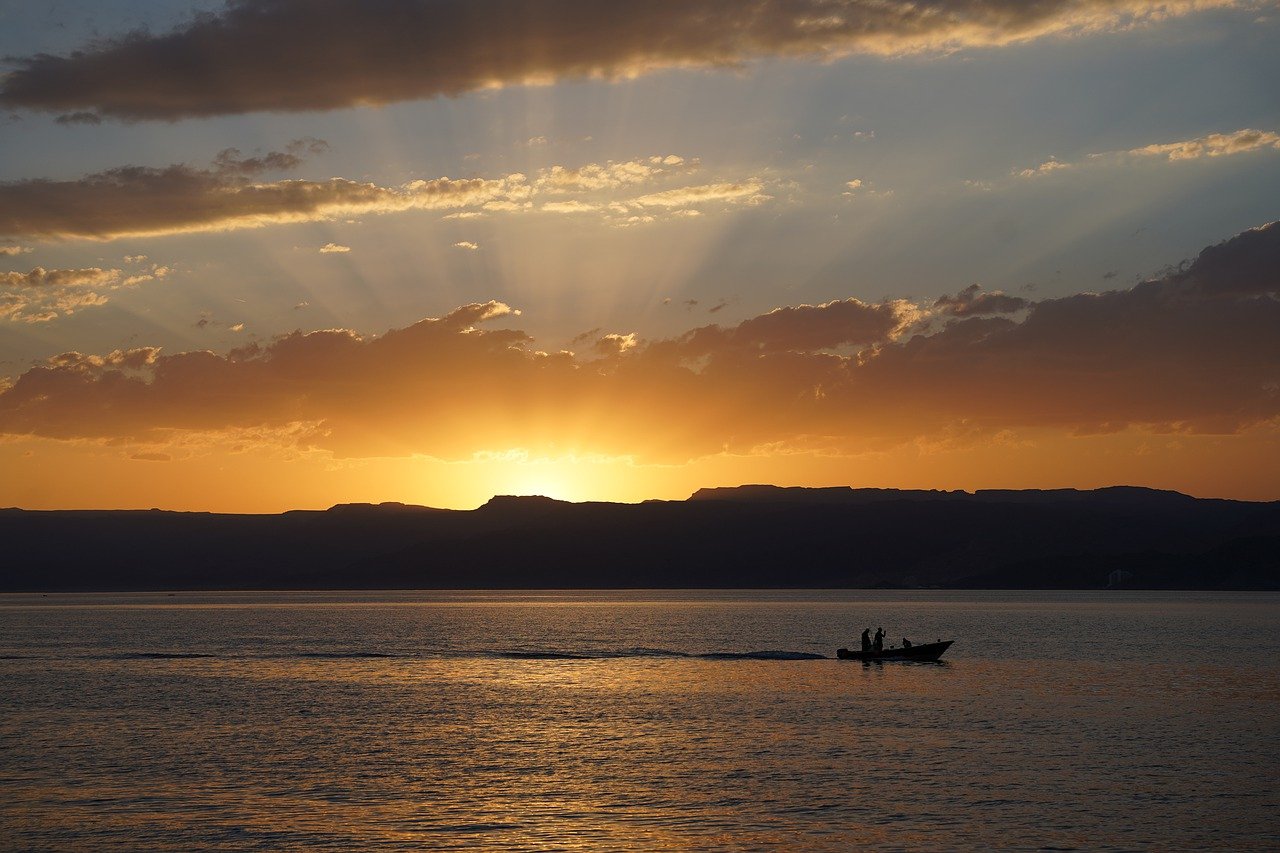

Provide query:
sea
left=1, top=590, right=1277, bottom=851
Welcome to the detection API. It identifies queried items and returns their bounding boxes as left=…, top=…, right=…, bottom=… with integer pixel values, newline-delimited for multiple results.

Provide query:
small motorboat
left=836, top=640, right=953, bottom=662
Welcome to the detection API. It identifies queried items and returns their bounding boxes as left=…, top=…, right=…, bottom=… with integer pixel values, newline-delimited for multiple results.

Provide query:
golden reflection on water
left=2, top=591, right=1278, bottom=850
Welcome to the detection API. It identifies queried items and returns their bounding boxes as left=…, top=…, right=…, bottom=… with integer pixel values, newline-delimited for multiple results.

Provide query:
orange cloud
left=2, top=267, right=121, bottom=289
left=535, top=156, right=693, bottom=193
left=1123, top=128, right=1280, bottom=162
left=629, top=180, right=769, bottom=209
left=1017, top=128, right=1280, bottom=177
left=44, top=347, right=163, bottom=371
left=540, top=201, right=598, bottom=214
left=0, top=150, right=756, bottom=242
left=0, top=1, right=1245, bottom=121
left=0, top=156, right=521, bottom=242
left=1, top=265, right=168, bottom=322
left=1, top=224, right=1276, bottom=460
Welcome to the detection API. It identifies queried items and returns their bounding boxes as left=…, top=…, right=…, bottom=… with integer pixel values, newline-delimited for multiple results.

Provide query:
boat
left=836, top=640, right=953, bottom=661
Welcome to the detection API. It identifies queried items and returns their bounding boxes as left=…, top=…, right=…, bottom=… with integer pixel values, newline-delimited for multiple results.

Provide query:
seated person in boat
left=902, top=638, right=912, bottom=649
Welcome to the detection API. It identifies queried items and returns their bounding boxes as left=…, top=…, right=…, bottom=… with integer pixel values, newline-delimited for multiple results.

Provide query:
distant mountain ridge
left=2, top=486, right=1277, bottom=591
left=688, top=484, right=1208, bottom=506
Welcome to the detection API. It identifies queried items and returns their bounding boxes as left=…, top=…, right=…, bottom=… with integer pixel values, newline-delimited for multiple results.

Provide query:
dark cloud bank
left=1, top=222, right=1276, bottom=460
left=0, top=0, right=1238, bottom=120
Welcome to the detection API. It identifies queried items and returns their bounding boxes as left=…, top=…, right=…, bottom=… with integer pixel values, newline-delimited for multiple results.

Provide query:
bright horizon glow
left=3, top=424, right=1277, bottom=513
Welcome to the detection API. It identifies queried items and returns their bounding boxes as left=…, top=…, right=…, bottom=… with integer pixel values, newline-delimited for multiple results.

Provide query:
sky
left=0, top=0, right=1278, bottom=511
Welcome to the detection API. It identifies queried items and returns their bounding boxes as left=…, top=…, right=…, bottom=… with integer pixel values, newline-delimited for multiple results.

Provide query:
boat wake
left=41, top=647, right=830, bottom=662
left=697, top=650, right=827, bottom=661
left=495, top=648, right=827, bottom=661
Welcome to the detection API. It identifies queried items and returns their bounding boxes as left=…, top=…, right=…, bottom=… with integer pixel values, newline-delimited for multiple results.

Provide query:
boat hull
left=836, top=640, right=953, bottom=662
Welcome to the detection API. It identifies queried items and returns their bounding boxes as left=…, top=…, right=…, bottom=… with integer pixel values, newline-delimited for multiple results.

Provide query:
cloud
left=535, top=156, right=692, bottom=193
left=43, top=347, right=162, bottom=371
left=0, top=264, right=170, bottom=322
left=0, top=1, right=1245, bottom=121
left=541, top=200, right=598, bottom=214
left=1017, top=157, right=1072, bottom=177
left=130, top=451, right=171, bottom=462
left=1, top=266, right=137, bottom=323
left=0, top=150, right=523, bottom=241
left=933, top=284, right=1030, bottom=317
left=319, top=242, right=351, bottom=254
left=2, top=223, right=1274, bottom=458
left=0, top=245, right=33, bottom=257
left=54, top=111, right=102, bottom=126
left=1018, top=128, right=1280, bottom=177
left=453, top=241, right=480, bottom=251
left=629, top=180, right=769, bottom=209
left=0, top=149, right=757, bottom=242
left=592, top=332, right=639, bottom=357
left=689, top=297, right=914, bottom=354
left=445, top=300, right=520, bottom=325
left=194, top=307, right=249, bottom=333
left=124, top=266, right=171, bottom=287
left=1, top=267, right=120, bottom=289
left=212, top=138, right=329, bottom=175
left=481, top=200, right=532, bottom=213
left=849, top=223, right=1280, bottom=439
left=1123, top=128, right=1280, bottom=162
left=1168, top=221, right=1279, bottom=296
left=612, top=214, right=658, bottom=228
left=841, top=178, right=893, bottom=198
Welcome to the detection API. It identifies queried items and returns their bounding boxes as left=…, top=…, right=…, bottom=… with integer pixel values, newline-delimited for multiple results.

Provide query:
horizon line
left=4, top=482, right=1275, bottom=515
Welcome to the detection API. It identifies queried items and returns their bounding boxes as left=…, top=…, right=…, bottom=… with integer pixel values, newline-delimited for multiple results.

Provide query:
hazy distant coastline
left=3, top=486, right=1277, bottom=592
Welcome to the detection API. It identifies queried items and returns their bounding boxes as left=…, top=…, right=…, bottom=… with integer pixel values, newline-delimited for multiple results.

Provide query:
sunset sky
left=1, top=0, right=1278, bottom=510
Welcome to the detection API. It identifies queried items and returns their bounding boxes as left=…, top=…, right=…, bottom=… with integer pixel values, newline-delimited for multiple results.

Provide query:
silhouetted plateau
left=3, top=486, right=1277, bottom=591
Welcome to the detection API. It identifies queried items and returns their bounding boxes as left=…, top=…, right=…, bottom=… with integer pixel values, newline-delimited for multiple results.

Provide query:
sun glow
left=501, top=462, right=580, bottom=501
left=465, top=451, right=635, bottom=503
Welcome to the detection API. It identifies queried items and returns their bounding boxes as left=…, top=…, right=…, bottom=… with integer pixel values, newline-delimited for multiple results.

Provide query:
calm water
left=1, top=590, right=1277, bottom=851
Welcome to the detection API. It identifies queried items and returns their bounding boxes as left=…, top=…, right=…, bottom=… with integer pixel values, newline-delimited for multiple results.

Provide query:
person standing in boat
left=873, top=627, right=884, bottom=653
left=860, top=628, right=872, bottom=653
